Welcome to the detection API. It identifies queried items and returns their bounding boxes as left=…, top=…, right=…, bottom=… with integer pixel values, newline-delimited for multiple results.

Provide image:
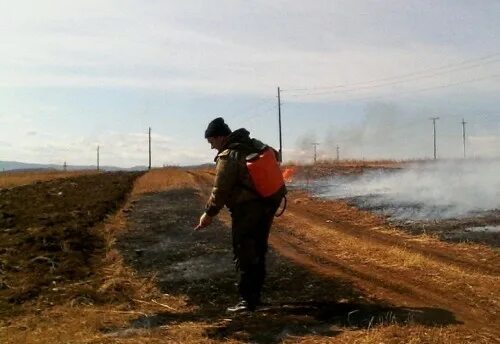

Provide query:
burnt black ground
left=116, top=188, right=459, bottom=343
left=388, top=213, right=500, bottom=247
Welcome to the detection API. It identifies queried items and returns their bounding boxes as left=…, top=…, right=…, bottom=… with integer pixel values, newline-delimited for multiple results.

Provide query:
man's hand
left=194, top=212, right=213, bottom=230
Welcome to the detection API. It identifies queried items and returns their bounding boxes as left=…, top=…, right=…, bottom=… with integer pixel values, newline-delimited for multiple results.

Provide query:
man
left=195, top=117, right=285, bottom=312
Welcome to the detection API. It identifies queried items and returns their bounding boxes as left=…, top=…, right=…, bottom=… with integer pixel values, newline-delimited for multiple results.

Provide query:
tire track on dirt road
left=287, top=193, right=500, bottom=276
left=271, top=212, right=499, bottom=336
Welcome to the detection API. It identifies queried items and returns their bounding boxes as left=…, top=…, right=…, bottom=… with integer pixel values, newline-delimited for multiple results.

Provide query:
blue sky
left=1, top=0, right=499, bottom=167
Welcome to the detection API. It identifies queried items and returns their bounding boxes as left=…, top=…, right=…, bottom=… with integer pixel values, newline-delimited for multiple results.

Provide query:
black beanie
left=204, top=117, right=232, bottom=138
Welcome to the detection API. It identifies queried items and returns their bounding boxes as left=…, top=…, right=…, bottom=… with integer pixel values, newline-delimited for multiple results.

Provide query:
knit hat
left=204, top=117, right=232, bottom=138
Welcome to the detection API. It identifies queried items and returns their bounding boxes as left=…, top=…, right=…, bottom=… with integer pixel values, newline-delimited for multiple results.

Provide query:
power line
left=310, top=113, right=496, bottom=145
left=288, top=73, right=500, bottom=102
left=283, top=53, right=500, bottom=94
left=235, top=98, right=276, bottom=122
left=240, top=102, right=276, bottom=125
left=287, top=64, right=500, bottom=98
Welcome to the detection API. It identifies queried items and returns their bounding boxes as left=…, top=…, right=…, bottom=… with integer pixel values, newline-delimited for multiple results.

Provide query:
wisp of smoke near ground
left=309, top=158, right=500, bottom=220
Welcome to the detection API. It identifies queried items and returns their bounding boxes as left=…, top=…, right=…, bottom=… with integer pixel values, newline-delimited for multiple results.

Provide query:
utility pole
left=430, top=117, right=439, bottom=160
left=97, top=145, right=100, bottom=171
left=336, top=145, right=340, bottom=161
left=312, top=142, right=320, bottom=164
left=461, top=118, right=467, bottom=158
left=148, top=127, right=152, bottom=170
left=277, top=86, right=283, bottom=163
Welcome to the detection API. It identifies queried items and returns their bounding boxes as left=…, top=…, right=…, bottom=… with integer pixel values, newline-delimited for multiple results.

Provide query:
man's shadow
left=112, top=258, right=461, bottom=343
left=117, top=298, right=459, bottom=343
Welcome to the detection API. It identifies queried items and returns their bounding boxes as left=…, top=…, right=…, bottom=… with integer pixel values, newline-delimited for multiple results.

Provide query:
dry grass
left=287, top=324, right=495, bottom=344
left=288, top=192, right=498, bottom=278
left=0, top=302, right=191, bottom=344
left=2, top=168, right=497, bottom=343
left=276, top=209, right=500, bottom=318
left=0, top=170, right=96, bottom=189
left=3, top=315, right=492, bottom=344
left=2, top=315, right=493, bottom=344
left=131, top=167, right=202, bottom=195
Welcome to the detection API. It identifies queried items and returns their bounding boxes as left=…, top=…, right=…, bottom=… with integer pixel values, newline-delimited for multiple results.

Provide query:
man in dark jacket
left=195, top=117, right=285, bottom=312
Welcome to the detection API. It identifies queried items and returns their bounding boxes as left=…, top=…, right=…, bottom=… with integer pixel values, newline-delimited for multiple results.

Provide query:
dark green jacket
left=205, top=128, right=270, bottom=216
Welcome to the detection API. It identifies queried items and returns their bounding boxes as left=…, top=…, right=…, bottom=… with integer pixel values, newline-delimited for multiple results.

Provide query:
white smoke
left=310, top=102, right=500, bottom=162
left=310, top=159, right=500, bottom=220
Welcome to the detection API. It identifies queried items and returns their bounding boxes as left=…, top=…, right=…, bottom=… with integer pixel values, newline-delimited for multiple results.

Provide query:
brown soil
left=1, top=167, right=498, bottom=343
left=0, top=172, right=142, bottom=317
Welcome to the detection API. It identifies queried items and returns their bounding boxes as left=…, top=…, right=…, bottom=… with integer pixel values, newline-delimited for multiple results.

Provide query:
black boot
left=226, top=299, right=257, bottom=313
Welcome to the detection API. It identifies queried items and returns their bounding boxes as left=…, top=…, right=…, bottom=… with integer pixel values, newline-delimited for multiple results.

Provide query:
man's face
left=207, top=136, right=225, bottom=151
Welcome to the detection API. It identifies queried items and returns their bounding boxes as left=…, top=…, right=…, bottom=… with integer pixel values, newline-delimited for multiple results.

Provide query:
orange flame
left=282, top=167, right=296, bottom=183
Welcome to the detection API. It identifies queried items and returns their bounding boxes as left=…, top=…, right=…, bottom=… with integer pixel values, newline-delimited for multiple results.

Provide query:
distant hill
left=0, top=160, right=148, bottom=172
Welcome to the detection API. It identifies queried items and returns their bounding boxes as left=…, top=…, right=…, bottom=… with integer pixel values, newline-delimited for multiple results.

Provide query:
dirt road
left=115, top=169, right=499, bottom=343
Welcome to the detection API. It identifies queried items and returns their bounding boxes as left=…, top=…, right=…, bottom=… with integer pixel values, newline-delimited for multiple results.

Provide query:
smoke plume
left=311, top=159, right=500, bottom=220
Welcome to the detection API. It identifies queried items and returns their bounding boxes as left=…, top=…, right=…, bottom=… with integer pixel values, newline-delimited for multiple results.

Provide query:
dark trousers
left=230, top=198, right=281, bottom=304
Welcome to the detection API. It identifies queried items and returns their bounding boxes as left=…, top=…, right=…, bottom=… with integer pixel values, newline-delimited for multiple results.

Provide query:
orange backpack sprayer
left=246, top=147, right=287, bottom=216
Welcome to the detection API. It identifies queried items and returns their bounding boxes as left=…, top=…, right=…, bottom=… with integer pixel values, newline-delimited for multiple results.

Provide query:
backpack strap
left=275, top=195, right=287, bottom=217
